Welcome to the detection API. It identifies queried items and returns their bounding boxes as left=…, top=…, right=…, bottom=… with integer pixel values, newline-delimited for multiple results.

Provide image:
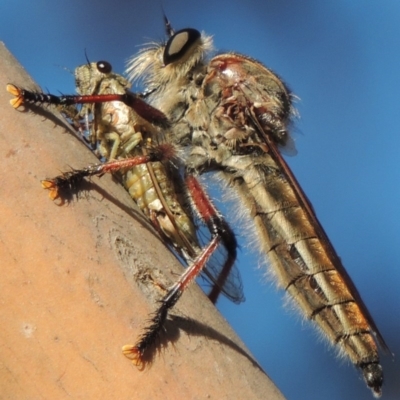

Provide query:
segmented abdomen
left=228, top=153, right=380, bottom=376
left=123, top=161, right=200, bottom=260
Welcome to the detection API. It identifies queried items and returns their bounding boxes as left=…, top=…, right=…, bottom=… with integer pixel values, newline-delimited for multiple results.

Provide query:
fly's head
left=127, top=28, right=213, bottom=87
left=126, top=28, right=213, bottom=116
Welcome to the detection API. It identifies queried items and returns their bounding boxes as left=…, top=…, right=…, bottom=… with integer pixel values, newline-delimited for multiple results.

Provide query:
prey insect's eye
left=163, top=28, right=201, bottom=66
left=96, top=61, right=112, bottom=74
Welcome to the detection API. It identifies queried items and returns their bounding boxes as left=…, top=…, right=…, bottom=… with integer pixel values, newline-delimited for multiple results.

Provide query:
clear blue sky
left=2, top=1, right=400, bottom=399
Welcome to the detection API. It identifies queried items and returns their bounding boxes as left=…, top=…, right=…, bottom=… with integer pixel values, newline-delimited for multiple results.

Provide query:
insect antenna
left=163, top=11, right=174, bottom=37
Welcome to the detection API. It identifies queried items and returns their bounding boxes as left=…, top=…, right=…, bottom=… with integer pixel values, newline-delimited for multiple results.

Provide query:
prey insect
left=74, top=60, right=243, bottom=305
left=8, top=22, right=389, bottom=396
left=7, top=60, right=244, bottom=365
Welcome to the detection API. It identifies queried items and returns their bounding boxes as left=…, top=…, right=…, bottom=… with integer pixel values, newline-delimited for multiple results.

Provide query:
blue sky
left=2, top=1, right=400, bottom=399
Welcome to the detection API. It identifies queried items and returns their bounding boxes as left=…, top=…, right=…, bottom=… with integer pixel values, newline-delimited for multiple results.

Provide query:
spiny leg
left=6, top=84, right=169, bottom=128
left=122, top=174, right=237, bottom=367
left=41, top=143, right=175, bottom=201
left=42, top=153, right=239, bottom=304
left=185, top=175, right=238, bottom=304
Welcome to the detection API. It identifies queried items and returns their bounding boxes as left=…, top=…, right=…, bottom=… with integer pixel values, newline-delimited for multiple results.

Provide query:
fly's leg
left=43, top=152, right=239, bottom=305
left=40, top=139, right=239, bottom=360
left=41, top=143, right=175, bottom=201
left=122, top=174, right=237, bottom=367
left=6, top=84, right=169, bottom=128
left=186, top=175, right=238, bottom=304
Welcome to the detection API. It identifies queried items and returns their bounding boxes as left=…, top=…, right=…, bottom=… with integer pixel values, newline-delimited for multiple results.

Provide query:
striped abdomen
left=225, top=151, right=383, bottom=394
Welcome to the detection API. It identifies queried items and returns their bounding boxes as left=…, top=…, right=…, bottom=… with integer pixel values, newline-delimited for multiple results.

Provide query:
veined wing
left=235, top=55, right=389, bottom=352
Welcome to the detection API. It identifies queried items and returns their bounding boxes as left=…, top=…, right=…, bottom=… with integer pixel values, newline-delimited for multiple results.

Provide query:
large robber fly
left=8, top=22, right=389, bottom=397
left=128, top=26, right=389, bottom=397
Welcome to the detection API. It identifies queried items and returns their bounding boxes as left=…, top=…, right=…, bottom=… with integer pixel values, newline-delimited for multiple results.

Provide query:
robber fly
left=125, top=25, right=389, bottom=397
left=7, top=24, right=389, bottom=397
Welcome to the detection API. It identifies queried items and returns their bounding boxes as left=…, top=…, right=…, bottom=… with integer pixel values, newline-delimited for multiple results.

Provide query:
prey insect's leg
left=122, top=174, right=237, bottom=367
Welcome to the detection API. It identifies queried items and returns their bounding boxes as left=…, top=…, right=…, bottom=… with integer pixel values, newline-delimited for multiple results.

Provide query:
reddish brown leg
left=7, top=84, right=169, bottom=128
left=41, top=144, right=175, bottom=201
left=122, top=174, right=238, bottom=367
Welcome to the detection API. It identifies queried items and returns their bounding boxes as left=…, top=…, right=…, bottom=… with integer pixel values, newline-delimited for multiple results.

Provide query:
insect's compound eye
left=96, top=61, right=112, bottom=74
left=163, top=28, right=201, bottom=66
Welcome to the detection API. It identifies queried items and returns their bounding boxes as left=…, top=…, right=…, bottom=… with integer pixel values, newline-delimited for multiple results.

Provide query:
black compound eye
left=163, top=28, right=201, bottom=66
left=96, top=61, right=112, bottom=73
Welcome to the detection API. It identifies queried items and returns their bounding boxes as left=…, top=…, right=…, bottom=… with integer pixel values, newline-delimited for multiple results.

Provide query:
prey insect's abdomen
left=123, top=160, right=199, bottom=257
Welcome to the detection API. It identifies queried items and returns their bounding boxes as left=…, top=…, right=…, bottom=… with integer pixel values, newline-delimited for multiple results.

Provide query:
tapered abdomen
left=227, top=153, right=383, bottom=395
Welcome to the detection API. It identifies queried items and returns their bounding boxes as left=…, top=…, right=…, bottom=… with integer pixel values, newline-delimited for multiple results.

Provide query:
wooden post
left=0, top=42, right=285, bottom=400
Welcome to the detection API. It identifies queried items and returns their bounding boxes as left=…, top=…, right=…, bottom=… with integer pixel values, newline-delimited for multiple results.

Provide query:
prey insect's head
left=75, top=60, right=130, bottom=96
left=126, top=26, right=213, bottom=88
